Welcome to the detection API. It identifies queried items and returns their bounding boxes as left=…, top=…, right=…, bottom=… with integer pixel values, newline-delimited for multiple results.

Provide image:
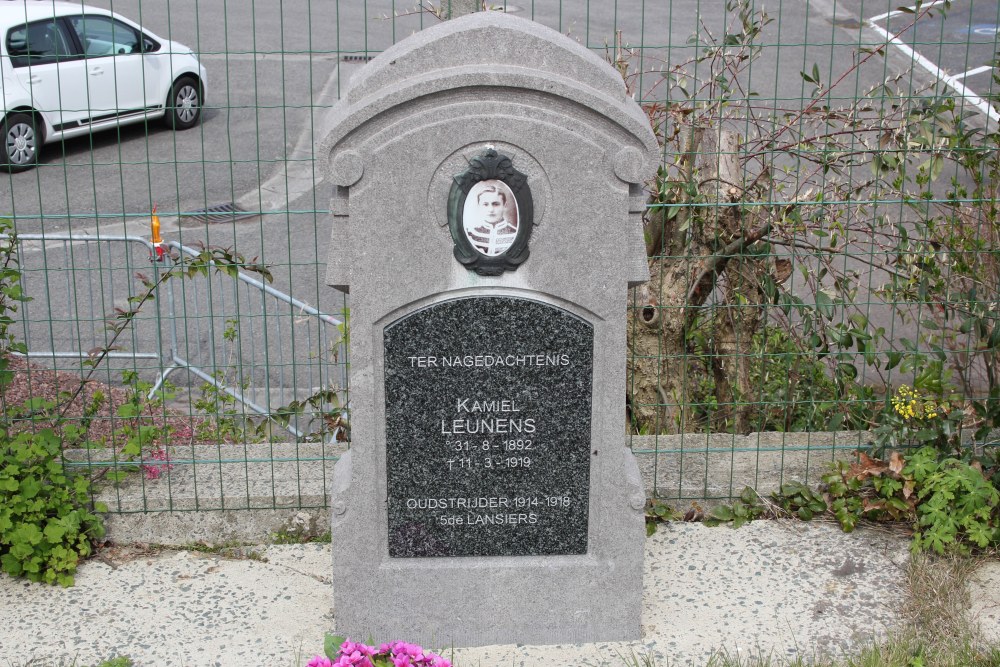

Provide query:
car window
left=6, top=20, right=75, bottom=67
left=67, top=15, right=141, bottom=57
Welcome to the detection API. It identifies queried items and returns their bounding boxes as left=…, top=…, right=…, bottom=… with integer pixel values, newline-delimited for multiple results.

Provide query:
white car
left=1, top=0, right=207, bottom=171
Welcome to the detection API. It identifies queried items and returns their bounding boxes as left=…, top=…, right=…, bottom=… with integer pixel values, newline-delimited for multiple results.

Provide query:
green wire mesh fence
left=2, top=0, right=999, bottom=512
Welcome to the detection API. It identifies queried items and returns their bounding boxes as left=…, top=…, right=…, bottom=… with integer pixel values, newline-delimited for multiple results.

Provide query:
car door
left=6, top=19, right=89, bottom=129
left=64, top=14, right=150, bottom=121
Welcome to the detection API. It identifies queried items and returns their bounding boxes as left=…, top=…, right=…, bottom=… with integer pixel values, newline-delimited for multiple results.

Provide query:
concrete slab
left=630, top=432, right=867, bottom=501
left=0, top=521, right=915, bottom=667
left=969, top=560, right=1000, bottom=645
left=63, top=442, right=345, bottom=514
left=68, top=433, right=866, bottom=544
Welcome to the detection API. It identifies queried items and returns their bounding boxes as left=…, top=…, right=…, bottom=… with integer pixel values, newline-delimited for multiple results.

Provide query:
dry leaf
left=773, top=258, right=793, bottom=283
left=855, top=451, right=889, bottom=479
left=889, top=451, right=905, bottom=475
left=862, top=498, right=885, bottom=513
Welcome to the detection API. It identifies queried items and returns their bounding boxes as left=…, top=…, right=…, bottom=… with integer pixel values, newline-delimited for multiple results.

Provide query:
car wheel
left=2, top=113, right=41, bottom=172
left=164, top=76, right=202, bottom=130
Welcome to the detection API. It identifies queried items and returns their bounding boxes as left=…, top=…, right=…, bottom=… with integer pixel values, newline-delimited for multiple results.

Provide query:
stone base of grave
left=329, top=449, right=645, bottom=647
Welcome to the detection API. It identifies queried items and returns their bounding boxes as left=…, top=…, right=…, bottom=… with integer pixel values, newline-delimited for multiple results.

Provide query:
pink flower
left=306, top=657, right=333, bottom=667
left=319, top=638, right=448, bottom=667
left=333, top=639, right=377, bottom=667
left=141, top=447, right=174, bottom=480
left=394, top=642, right=423, bottom=659
left=339, top=641, right=358, bottom=654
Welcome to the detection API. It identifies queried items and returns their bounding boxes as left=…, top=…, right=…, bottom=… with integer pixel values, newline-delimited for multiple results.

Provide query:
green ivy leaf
left=815, top=290, right=835, bottom=320
left=711, top=505, right=735, bottom=522
left=19, top=477, right=41, bottom=500
left=43, top=521, right=67, bottom=543
left=116, top=403, right=139, bottom=419
left=325, top=634, right=347, bottom=659
left=14, top=522, right=43, bottom=545
left=1, top=552, right=23, bottom=576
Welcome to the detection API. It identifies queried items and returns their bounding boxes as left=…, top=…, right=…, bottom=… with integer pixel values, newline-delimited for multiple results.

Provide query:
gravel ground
left=1, top=355, right=223, bottom=450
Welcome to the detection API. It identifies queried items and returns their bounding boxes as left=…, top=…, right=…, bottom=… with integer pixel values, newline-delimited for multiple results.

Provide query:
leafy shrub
left=703, top=444, right=1000, bottom=554
left=0, top=218, right=107, bottom=585
left=683, top=322, right=876, bottom=433
left=823, top=447, right=1000, bottom=554
left=0, top=218, right=282, bottom=585
left=0, top=425, right=107, bottom=585
left=695, top=385, right=1000, bottom=553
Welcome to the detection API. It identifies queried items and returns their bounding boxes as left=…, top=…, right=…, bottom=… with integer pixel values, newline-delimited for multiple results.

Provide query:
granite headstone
left=321, top=11, right=658, bottom=647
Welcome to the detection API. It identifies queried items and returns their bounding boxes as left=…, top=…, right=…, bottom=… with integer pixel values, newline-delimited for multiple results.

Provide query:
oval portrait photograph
left=462, top=180, right=519, bottom=257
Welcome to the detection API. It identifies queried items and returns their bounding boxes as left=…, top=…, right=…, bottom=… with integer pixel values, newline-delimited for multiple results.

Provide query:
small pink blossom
left=141, top=447, right=174, bottom=480
left=306, top=657, right=333, bottom=667
left=340, top=640, right=375, bottom=658
left=311, top=638, right=450, bottom=667
left=392, top=642, right=423, bottom=659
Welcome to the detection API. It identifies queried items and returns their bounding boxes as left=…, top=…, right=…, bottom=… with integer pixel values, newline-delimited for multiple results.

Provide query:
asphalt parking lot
left=864, top=0, right=999, bottom=123
left=0, top=1, right=933, bottom=235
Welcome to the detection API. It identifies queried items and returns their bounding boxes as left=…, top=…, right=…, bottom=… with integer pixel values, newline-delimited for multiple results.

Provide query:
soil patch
left=1, top=356, right=225, bottom=449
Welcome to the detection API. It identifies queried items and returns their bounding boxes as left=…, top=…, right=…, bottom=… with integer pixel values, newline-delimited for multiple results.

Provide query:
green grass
left=615, top=552, right=1000, bottom=667
left=6, top=658, right=134, bottom=667
left=680, top=640, right=1000, bottom=666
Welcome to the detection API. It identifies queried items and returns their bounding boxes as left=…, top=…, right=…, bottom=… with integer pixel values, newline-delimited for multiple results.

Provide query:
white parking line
left=865, top=5, right=1000, bottom=127
left=868, top=0, right=951, bottom=24
left=954, top=65, right=994, bottom=80
left=237, top=65, right=345, bottom=213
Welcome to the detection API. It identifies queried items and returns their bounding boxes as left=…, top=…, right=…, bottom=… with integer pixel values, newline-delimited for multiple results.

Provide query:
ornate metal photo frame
left=447, top=148, right=534, bottom=276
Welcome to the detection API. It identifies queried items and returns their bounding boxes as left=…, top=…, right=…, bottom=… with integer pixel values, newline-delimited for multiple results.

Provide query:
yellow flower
left=891, top=385, right=942, bottom=421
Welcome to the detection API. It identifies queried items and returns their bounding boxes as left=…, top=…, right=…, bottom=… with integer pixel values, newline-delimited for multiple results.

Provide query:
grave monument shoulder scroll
left=321, top=11, right=658, bottom=647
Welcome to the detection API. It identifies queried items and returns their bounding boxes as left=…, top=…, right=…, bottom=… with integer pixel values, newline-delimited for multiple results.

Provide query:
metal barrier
left=4, top=233, right=347, bottom=442
left=155, top=240, right=348, bottom=440
left=8, top=234, right=166, bottom=370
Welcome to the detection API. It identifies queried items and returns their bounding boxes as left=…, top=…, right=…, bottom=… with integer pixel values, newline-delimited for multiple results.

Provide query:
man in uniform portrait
left=464, top=181, right=518, bottom=256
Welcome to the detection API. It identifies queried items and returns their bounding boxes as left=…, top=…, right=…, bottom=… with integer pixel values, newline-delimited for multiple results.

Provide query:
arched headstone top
left=351, top=12, right=627, bottom=103
left=321, top=11, right=658, bottom=174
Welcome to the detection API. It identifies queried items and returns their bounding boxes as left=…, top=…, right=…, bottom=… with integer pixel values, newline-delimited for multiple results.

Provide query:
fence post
left=444, top=0, right=480, bottom=18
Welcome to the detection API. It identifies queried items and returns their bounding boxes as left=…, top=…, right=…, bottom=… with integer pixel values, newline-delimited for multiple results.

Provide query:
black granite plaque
left=384, top=296, right=593, bottom=558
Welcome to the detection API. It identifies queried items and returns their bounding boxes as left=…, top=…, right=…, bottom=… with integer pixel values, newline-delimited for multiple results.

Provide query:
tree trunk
left=713, top=264, right=765, bottom=434
left=627, top=249, right=696, bottom=434
left=627, top=127, right=770, bottom=435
